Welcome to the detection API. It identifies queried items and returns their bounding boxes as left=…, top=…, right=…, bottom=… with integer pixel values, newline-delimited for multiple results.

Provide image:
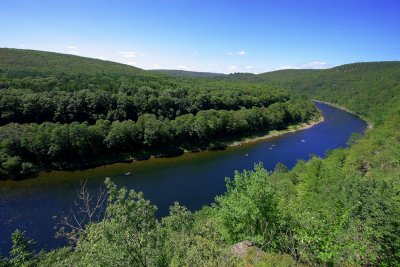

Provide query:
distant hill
left=150, top=69, right=226, bottom=78
left=255, top=62, right=400, bottom=82
left=0, top=48, right=145, bottom=76
left=2, top=48, right=399, bottom=122
left=249, top=62, right=400, bottom=122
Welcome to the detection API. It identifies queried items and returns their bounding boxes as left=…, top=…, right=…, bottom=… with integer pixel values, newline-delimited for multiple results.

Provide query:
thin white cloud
left=226, top=50, right=247, bottom=56
left=279, top=65, right=295, bottom=70
left=300, top=61, right=332, bottom=69
left=125, top=61, right=137, bottom=65
left=118, top=51, right=138, bottom=58
left=96, top=56, right=106, bottom=60
left=66, top=45, right=78, bottom=55
left=176, top=65, right=198, bottom=71
left=278, top=61, right=332, bottom=70
left=225, top=65, right=258, bottom=74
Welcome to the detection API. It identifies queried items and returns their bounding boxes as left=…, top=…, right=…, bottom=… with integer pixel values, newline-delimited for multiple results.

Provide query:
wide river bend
left=0, top=102, right=367, bottom=254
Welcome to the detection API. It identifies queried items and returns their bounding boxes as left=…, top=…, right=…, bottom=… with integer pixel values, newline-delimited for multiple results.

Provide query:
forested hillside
left=252, top=62, right=400, bottom=123
left=1, top=50, right=399, bottom=266
left=0, top=48, right=144, bottom=75
left=0, top=49, right=318, bottom=179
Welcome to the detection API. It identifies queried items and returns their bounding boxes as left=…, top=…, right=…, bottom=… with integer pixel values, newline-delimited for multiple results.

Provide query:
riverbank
left=5, top=109, right=324, bottom=181
left=312, top=99, right=373, bottom=129
left=0, top=116, right=327, bottom=184
left=226, top=116, right=324, bottom=147
left=9, top=116, right=323, bottom=181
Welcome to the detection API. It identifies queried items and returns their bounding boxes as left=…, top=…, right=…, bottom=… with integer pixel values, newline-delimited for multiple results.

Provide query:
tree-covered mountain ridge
left=0, top=48, right=145, bottom=76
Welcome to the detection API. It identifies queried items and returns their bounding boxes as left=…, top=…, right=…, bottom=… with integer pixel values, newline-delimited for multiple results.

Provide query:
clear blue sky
left=1, top=0, right=399, bottom=73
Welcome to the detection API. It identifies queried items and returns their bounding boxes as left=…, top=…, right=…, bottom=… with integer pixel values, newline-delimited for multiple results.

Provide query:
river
left=0, top=102, right=367, bottom=255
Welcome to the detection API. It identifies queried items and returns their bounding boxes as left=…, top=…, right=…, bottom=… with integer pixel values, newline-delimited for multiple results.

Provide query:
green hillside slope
left=254, top=62, right=400, bottom=123
left=0, top=48, right=144, bottom=76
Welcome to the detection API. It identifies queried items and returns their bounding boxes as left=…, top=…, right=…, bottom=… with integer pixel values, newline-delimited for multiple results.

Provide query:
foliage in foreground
left=1, top=179, right=238, bottom=267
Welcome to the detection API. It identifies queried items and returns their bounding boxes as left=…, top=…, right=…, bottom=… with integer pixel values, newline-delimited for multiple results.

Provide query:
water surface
left=0, top=103, right=367, bottom=254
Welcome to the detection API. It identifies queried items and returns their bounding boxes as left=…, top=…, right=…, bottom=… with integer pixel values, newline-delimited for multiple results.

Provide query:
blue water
left=0, top=102, right=367, bottom=255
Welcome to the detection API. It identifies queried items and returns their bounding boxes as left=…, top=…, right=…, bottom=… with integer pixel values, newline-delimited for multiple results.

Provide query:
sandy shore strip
left=226, top=116, right=324, bottom=148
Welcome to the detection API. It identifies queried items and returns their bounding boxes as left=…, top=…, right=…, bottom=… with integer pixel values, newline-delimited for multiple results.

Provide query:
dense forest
left=1, top=50, right=399, bottom=266
left=0, top=48, right=318, bottom=179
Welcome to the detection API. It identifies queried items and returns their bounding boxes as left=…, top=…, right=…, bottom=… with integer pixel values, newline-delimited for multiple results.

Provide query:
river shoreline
left=0, top=101, right=370, bottom=256
left=6, top=106, right=326, bottom=181
left=225, top=116, right=324, bottom=147
left=8, top=116, right=323, bottom=181
left=312, top=99, right=373, bottom=129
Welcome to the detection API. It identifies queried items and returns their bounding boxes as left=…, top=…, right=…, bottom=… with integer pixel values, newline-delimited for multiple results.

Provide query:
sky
left=1, top=0, right=399, bottom=74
